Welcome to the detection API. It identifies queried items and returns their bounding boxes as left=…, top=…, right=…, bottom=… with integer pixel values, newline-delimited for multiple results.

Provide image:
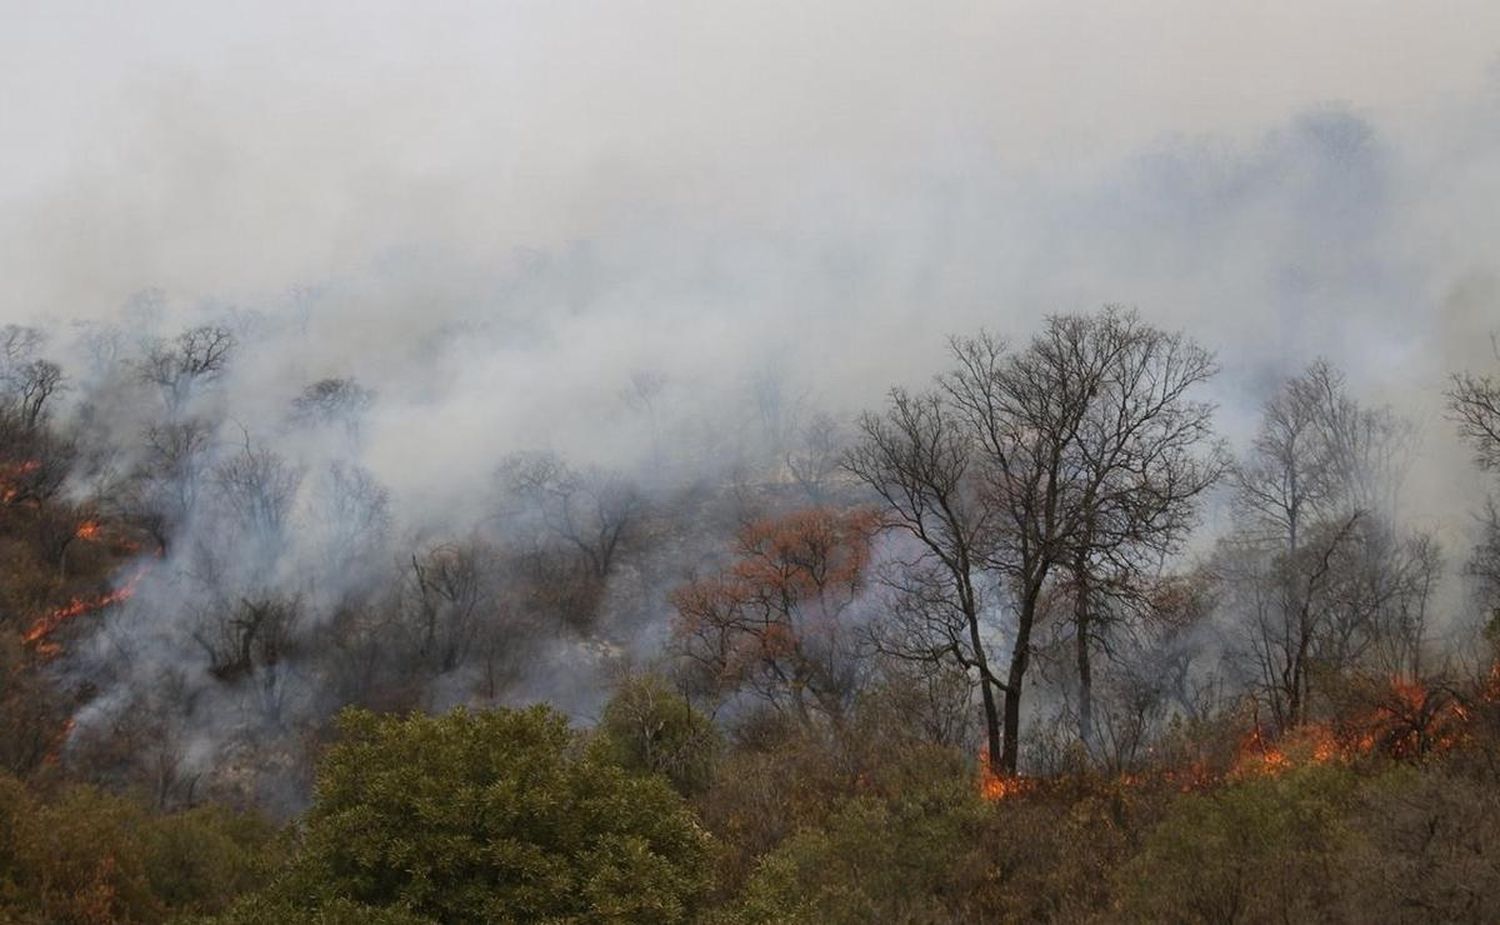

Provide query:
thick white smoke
left=3, top=2, right=1500, bottom=804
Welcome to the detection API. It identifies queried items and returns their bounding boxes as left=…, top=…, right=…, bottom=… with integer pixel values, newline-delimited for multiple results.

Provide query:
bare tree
left=1470, top=502, right=1500, bottom=632
left=214, top=438, right=302, bottom=539
left=192, top=595, right=301, bottom=724
left=0, top=415, right=73, bottom=507
left=749, top=367, right=803, bottom=466
left=212, top=436, right=304, bottom=575
left=124, top=417, right=215, bottom=551
left=0, top=326, right=72, bottom=507
left=1226, top=360, right=1426, bottom=729
left=1365, top=530, right=1443, bottom=678
left=786, top=411, right=847, bottom=503
left=305, top=461, right=391, bottom=582
left=947, top=310, right=1217, bottom=772
left=0, top=352, right=64, bottom=430
left=1449, top=340, right=1500, bottom=636
left=850, top=309, right=1220, bottom=774
left=846, top=388, right=1002, bottom=768
left=621, top=369, right=667, bottom=470
left=1449, top=337, right=1500, bottom=473
left=290, top=377, right=375, bottom=445
left=137, top=325, right=234, bottom=412
left=194, top=596, right=297, bottom=681
left=399, top=542, right=494, bottom=676
left=1236, top=360, right=1407, bottom=550
left=499, top=451, right=641, bottom=581
left=1047, top=312, right=1220, bottom=752
left=0, top=325, right=44, bottom=368
left=1228, top=511, right=1365, bottom=730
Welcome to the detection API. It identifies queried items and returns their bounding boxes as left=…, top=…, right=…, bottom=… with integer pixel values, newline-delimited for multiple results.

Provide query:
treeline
left=3, top=683, right=1499, bottom=922
left=1, top=304, right=1499, bottom=921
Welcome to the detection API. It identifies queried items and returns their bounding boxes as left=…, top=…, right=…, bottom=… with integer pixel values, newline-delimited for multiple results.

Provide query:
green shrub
left=590, top=674, right=720, bottom=796
left=267, top=705, right=712, bottom=924
left=1115, top=764, right=1356, bottom=923
left=724, top=778, right=984, bottom=924
left=0, top=774, right=275, bottom=924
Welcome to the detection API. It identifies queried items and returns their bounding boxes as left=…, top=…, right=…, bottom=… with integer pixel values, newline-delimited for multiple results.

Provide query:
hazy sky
left=3, top=2, right=1499, bottom=530
left=3, top=1, right=1499, bottom=312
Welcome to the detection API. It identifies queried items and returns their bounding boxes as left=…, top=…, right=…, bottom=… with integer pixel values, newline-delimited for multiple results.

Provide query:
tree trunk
left=1070, top=539, right=1097, bottom=753
left=1076, top=590, right=1094, bottom=753
left=979, top=676, right=1003, bottom=772
left=959, top=575, right=1005, bottom=773
left=1000, top=587, right=1041, bottom=774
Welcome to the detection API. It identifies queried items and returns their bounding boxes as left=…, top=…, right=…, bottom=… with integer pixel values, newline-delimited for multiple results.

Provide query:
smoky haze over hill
left=3, top=4, right=1498, bottom=514
left=2, top=3, right=1500, bottom=810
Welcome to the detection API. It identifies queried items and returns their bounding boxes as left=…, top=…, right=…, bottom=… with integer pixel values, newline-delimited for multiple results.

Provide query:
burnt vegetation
left=2, top=307, right=1500, bottom=923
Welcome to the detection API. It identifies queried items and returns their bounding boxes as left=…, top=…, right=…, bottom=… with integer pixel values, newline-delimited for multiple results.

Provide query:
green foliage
left=695, top=696, right=974, bottom=892
left=724, top=779, right=984, bottom=924
left=590, top=674, right=720, bottom=796
left=188, top=893, right=438, bottom=925
left=272, top=705, right=712, bottom=925
left=963, top=784, right=1151, bottom=923
left=0, top=773, right=277, bottom=924
left=144, top=805, right=284, bottom=916
left=1116, top=764, right=1357, bottom=923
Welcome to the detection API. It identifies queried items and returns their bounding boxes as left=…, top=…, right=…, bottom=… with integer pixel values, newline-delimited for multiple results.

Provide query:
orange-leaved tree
left=672, top=506, right=880, bottom=728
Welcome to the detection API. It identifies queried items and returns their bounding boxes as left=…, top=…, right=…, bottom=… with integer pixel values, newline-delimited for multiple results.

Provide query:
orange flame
left=0, top=459, right=40, bottom=504
left=978, top=752, right=1037, bottom=802
left=22, top=566, right=149, bottom=655
left=969, top=671, right=1500, bottom=805
left=1226, top=676, right=1480, bottom=779
left=43, top=717, right=76, bottom=766
left=74, top=519, right=103, bottom=541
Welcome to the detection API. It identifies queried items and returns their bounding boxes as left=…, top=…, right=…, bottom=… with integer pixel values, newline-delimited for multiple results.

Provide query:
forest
left=1, top=303, right=1498, bottom=923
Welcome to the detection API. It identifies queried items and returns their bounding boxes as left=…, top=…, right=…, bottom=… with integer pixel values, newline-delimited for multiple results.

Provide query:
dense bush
left=1336, top=767, right=1500, bottom=923
left=589, top=674, right=721, bottom=796
left=225, top=705, right=712, bottom=925
left=722, top=779, right=984, bottom=924
left=0, top=773, right=278, bottom=924
left=1115, top=764, right=1357, bottom=923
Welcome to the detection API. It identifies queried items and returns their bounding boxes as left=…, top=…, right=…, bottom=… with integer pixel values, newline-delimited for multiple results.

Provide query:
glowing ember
left=1227, top=676, right=1477, bottom=778
left=43, top=717, right=76, bottom=766
left=74, top=519, right=103, bottom=541
left=1160, top=763, right=1215, bottom=792
left=0, top=459, right=40, bottom=503
left=1230, top=726, right=1293, bottom=777
left=978, top=752, right=1037, bottom=802
left=22, top=566, right=148, bottom=655
left=968, top=671, right=1500, bottom=805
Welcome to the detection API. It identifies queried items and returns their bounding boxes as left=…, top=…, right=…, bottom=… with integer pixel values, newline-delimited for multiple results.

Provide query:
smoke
left=4, top=3, right=1500, bottom=800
